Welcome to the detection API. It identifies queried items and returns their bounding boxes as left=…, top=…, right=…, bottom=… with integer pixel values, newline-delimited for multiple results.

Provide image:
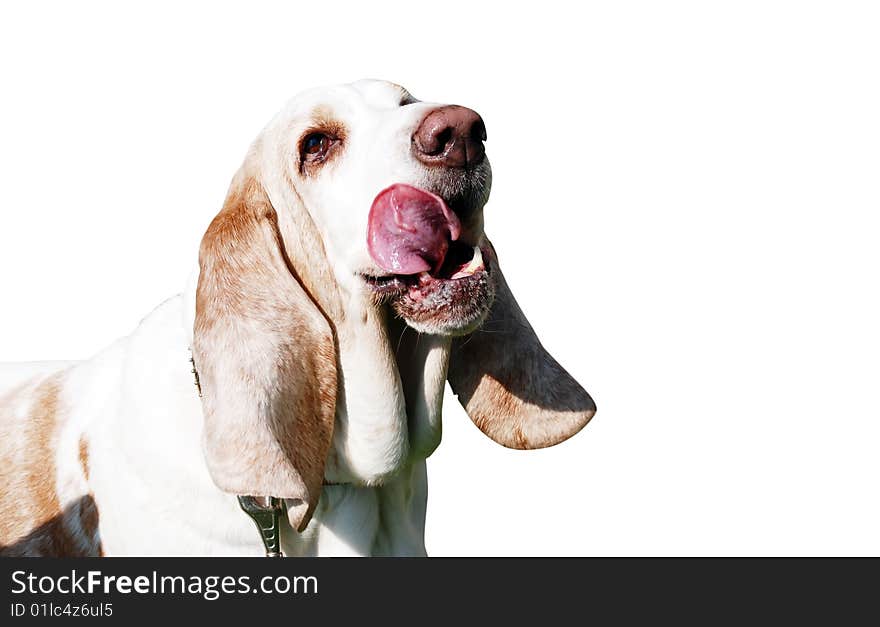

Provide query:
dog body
left=0, top=80, right=595, bottom=556
left=0, top=293, right=430, bottom=556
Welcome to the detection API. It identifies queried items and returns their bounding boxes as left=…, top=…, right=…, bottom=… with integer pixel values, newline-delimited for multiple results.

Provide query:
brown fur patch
left=0, top=376, right=101, bottom=556
left=79, top=436, right=90, bottom=480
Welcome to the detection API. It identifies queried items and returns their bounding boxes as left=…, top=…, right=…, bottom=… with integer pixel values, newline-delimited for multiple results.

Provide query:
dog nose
left=413, top=105, right=486, bottom=168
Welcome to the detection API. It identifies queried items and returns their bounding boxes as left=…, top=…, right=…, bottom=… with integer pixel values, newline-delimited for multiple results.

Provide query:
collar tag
left=238, top=496, right=286, bottom=557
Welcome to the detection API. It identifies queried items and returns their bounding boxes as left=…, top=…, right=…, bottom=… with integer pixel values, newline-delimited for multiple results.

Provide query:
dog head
left=192, top=80, right=595, bottom=530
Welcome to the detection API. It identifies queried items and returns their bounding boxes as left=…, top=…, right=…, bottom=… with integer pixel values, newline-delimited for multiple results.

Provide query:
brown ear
left=192, top=175, right=336, bottom=531
left=448, top=241, right=596, bottom=449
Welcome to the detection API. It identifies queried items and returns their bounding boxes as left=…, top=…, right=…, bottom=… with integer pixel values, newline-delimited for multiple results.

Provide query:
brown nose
left=413, top=105, right=487, bottom=168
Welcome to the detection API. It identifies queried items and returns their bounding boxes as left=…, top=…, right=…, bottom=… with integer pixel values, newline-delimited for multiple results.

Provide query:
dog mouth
left=362, top=183, right=493, bottom=332
left=362, top=241, right=486, bottom=297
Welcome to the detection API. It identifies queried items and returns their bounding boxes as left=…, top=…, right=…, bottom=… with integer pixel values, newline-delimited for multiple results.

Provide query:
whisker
left=395, top=320, right=410, bottom=356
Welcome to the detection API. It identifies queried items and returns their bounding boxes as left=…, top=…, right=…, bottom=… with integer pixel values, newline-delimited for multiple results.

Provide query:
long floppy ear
left=192, top=175, right=336, bottom=532
left=448, top=240, right=596, bottom=449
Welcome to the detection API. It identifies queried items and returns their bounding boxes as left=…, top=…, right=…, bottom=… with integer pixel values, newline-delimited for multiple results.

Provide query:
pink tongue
left=367, top=184, right=461, bottom=275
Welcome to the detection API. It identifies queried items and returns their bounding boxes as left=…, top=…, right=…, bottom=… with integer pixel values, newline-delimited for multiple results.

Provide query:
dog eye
left=298, top=127, right=345, bottom=173
left=302, top=133, right=330, bottom=159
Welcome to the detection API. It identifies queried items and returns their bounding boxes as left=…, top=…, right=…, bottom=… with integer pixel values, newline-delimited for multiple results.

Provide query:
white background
left=1, top=2, right=878, bottom=556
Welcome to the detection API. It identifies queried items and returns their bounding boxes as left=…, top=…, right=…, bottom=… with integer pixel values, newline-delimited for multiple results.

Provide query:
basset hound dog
left=0, top=80, right=596, bottom=556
